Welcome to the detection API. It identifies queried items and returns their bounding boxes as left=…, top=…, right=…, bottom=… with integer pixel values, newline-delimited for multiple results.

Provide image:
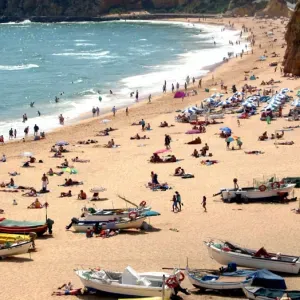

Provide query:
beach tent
left=174, top=91, right=185, bottom=99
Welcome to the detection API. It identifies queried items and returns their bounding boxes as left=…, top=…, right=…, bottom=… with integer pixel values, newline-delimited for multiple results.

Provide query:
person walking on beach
left=92, top=107, right=96, bottom=117
left=171, top=195, right=178, bottom=212
left=172, top=83, right=174, bottom=93
left=96, top=107, right=100, bottom=116
left=14, top=129, right=17, bottom=139
left=24, top=126, right=29, bottom=137
left=141, top=119, right=146, bottom=131
left=41, top=173, right=49, bottom=191
left=126, top=107, right=129, bottom=116
left=192, top=77, right=195, bottom=85
left=202, top=196, right=207, bottom=212
left=148, top=94, right=151, bottom=103
left=184, top=82, right=187, bottom=91
left=135, top=90, right=139, bottom=102
left=33, top=124, right=39, bottom=136
left=175, top=191, right=182, bottom=211
left=165, top=134, right=171, bottom=149
left=198, top=78, right=202, bottom=88
left=9, top=128, right=13, bottom=140
left=112, top=106, right=116, bottom=117
left=237, top=119, right=240, bottom=127
left=176, top=82, right=179, bottom=90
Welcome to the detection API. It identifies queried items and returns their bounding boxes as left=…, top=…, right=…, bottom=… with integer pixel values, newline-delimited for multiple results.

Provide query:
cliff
left=256, top=0, right=290, bottom=17
left=284, top=1, right=300, bottom=76
left=0, top=0, right=293, bottom=18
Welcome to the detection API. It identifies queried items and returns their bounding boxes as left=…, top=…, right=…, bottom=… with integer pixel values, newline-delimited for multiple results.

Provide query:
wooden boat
left=72, top=216, right=147, bottom=233
left=243, top=286, right=300, bottom=300
left=0, top=240, right=32, bottom=257
left=82, top=206, right=151, bottom=222
left=0, top=218, right=48, bottom=236
left=76, top=266, right=173, bottom=297
left=0, top=233, right=30, bottom=243
left=214, top=177, right=295, bottom=203
left=186, top=268, right=253, bottom=291
left=205, top=240, right=300, bottom=274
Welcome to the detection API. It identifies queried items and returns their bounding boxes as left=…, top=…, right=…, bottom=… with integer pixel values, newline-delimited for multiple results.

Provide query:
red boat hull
left=0, top=224, right=48, bottom=236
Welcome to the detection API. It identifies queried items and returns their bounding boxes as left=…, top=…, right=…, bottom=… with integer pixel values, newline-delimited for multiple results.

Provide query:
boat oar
left=117, top=195, right=138, bottom=208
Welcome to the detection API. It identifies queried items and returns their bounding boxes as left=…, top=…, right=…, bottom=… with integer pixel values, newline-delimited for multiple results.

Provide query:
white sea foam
left=53, top=51, right=110, bottom=59
left=75, top=43, right=96, bottom=46
left=0, top=64, right=39, bottom=71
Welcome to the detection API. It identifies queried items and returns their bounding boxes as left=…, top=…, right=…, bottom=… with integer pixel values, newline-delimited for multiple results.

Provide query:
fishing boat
left=243, top=286, right=300, bottom=300
left=0, top=218, right=48, bottom=236
left=0, top=233, right=30, bottom=243
left=205, top=239, right=300, bottom=274
left=72, top=216, right=147, bottom=233
left=0, top=240, right=32, bottom=257
left=214, top=176, right=295, bottom=203
left=186, top=268, right=253, bottom=291
left=82, top=206, right=151, bottom=222
left=76, top=266, right=174, bottom=297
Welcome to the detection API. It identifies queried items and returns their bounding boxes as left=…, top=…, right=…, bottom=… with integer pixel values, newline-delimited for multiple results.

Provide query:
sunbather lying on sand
left=77, top=139, right=98, bottom=145
left=22, top=188, right=37, bottom=197
left=130, top=134, right=149, bottom=140
left=72, top=157, right=90, bottom=163
left=60, top=190, right=72, bottom=198
left=258, top=131, right=268, bottom=141
left=51, top=151, right=64, bottom=158
left=245, top=151, right=265, bottom=154
left=201, top=160, right=218, bottom=166
left=150, top=153, right=177, bottom=163
left=186, top=137, right=201, bottom=145
left=62, top=178, right=82, bottom=186
left=275, top=141, right=294, bottom=145
left=48, top=168, right=64, bottom=176
left=159, top=121, right=174, bottom=128
left=192, top=125, right=206, bottom=133
left=148, top=182, right=170, bottom=191
left=284, top=125, right=300, bottom=129
left=276, top=131, right=284, bottom=139
left=8, top=171, right=20, bottom=176
left=174, top=167, right=185, bottom=176
left=132, top=121, right=141, bottom=126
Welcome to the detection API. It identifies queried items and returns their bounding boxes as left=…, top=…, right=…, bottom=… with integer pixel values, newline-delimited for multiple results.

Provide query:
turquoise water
left=0, top=20, right=244, bottom=138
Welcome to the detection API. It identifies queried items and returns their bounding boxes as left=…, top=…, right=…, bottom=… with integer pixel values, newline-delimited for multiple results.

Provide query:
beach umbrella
left=204, top=98, right=215, bottom=104
left=21, top=152, right=33, bottom=157
left=90, top=187, right=106, bottom=193
left=183, top=108, right=196, bottom=114
left=226, top=137, right=234, bottom=143
left=154, top=149, right=171, bottom=154
left=280, top=88, right=289, bottom=93
left=220, top=127, right=231, bottom=133
left=56, top=141, right=69, bottom=146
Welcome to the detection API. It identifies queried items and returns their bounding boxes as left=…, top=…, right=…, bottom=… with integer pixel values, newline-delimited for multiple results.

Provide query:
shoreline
left=0, top=18, right=243, bottom=143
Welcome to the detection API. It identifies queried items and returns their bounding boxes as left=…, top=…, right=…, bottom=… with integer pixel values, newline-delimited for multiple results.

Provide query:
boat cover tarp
left=222, top=269, right=286, bottom=289
left=0, top=219, right=45, bottom=227
left=251, top=269, right=287, bottom=289
left=253, top=288, right=300, bottom=299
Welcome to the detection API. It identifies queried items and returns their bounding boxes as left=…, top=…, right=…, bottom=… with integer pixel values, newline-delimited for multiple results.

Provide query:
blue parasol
left=220, top=127, right=231, bottom=133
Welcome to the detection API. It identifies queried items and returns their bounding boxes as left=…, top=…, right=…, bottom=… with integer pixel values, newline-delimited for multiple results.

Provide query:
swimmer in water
left=110, top=90, right=113, bottom=95
left=30, top=102, right=35, bottom=107
left=55, top=97, right=59, bottom=103
left=37, top=111, right=41, bottom=116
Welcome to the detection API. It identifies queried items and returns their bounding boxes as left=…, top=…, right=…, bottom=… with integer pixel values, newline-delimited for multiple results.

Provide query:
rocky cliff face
left=226, top=0, right=269, bottom=16
left=284, top=2, right=300, bottom=76
left=256, top=0, right=290, bottom=17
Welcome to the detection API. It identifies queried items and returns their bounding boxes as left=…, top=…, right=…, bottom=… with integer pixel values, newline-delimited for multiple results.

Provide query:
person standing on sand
left=141, top=119, right=145, bottom=131
left=96, top=107, right=100, bottom=116
left=184, top=82, right=187, bottom=91
left=193, top=77, right=195, bottom=85
left=176, top=82, right=179, bottom=90
left=172, top=83, right=174, bottom=93
left=165, top=134, right=171, bottom=149
left=14, top=129, right=17, bottom=139
left=135, top=90, right=139, bottom=102
left=41, top=173, right=49, bottom=191
left=126, top=107, right=129, bottom=116
left=112, top=106, right=116, bottom=117
left=198, top=79, right=202, bottom=88
left=171, top=195, right=178, bottom=212
left=237, top=120, right=240, bottom=127
left=202, top=196, right=207, bottom=212
left=92, top=107, right=96, bottom=117
left=175, top=191, right=182, bottom=211
left=233, top=178, right=239, bottom=190
left=9, top=128, right=13, bottom=140
left=33, top=124, right=39, bottom=136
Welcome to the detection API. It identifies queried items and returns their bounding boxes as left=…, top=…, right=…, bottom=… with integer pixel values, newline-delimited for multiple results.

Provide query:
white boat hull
left=205, top=242, right=300, bottom=274
left=83, top=207, right=151, bottom=222
left=0, top=241, right=31, bottom=257
left=243, top=287, right=263, bottom=300
left=221, top=184, right=295, bottom=201
left=73, top=217, right=146, bottom=232
left=76, top=270, right=172, bottom=297
left=187, top=272, right=253, bottom=290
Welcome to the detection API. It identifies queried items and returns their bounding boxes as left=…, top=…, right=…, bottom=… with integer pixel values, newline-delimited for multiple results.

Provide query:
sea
left=0, top=20, right=246, bottom=139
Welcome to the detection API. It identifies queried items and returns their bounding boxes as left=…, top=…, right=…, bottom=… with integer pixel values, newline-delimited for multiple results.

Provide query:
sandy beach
left=1, top=16, right=300, bottom=300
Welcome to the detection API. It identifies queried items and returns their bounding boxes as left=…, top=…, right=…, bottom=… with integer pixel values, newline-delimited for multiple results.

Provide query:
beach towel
left=181, top=174, right=195, bottom=179
left=186, top=130, right=201, bottom=134
left=154, top=149, right=171, bottom=154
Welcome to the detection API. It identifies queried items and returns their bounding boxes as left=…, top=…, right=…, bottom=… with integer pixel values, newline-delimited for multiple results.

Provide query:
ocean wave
left=75, top=43, right=96, bottom=46
left=53, top=51, right=110, bottom=57
left=0, top=19, right=31, bottom=25
left=0, top=64, right=39, bottom=71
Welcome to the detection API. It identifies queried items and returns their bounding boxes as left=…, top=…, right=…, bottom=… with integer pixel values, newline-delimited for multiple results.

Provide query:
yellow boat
left=0, top=233, right=30, bottom=243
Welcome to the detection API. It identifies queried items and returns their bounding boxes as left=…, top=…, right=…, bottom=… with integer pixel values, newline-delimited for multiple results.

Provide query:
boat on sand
left=0, top=218, right=48, bottom=236
left=243, top=286, right=300, bottom=300
left=76, top=266, right=175, bottom=297
left=205, top=239, right=300, bottom=274
left=0, top=240, right=32, bottom=258
left=72, top=216, right=147, bottom=233
left=0, top=233, right=30, bottom=243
